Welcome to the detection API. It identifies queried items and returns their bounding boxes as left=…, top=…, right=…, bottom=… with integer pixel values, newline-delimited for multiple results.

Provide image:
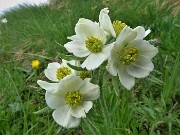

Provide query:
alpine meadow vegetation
left=0, top=0, right=179, bottom=134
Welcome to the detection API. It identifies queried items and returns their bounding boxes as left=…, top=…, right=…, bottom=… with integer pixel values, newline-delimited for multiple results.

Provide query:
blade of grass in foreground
left=163, top=53, right=179, bottom=101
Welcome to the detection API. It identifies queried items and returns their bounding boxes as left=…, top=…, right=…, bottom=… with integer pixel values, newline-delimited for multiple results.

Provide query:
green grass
left=0, top=0, right=179, bottom=134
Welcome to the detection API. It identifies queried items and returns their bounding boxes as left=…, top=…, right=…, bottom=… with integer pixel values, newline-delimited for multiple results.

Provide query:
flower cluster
left=37, top=8, right=158, bottom=128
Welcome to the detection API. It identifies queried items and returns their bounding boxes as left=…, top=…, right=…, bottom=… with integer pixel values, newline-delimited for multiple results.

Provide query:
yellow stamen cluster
left=85, top=37, right=103, bottom=53
left=119, top=47, right=139, bottom=65
left=65, top=91, right=82, bottom=108
left=31, top=60, right=40, bottom=69
left=112, top=20, right=126, bottom=36
left=80, top=71, right=90, bottom=80
left=56, top=67, right=72, bottom=80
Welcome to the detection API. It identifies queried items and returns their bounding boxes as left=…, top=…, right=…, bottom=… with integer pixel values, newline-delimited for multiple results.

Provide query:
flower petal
left=81, top=101, right=93, bottom=113
left=116, top=26, right=137, bottom=47
left=117, top=65, right=135, bottom=90
left=64, top=41, right=90, bottom=58
left=126, top=64, right=150, bottom=78
left=133, top=26, right=146, bottom=39
left=102, top=42, right=115, bottom=59
left=132, top=58, right=154, bottom=71
left=128, top=39, right=158, bottom=59
left=70, top=101, right=93, bottom=118
left=81, top=53, right=106, bottom=70
left=52, top=106, right=80, bottom=128
left=44, top=62, right=61, bottom=82
left=145, top=29, right=151, bottom=37
left=99, top=8, right=116, bottom=37
left=80, top=78, right=100, bottom=100
left=75, top=18, right=106, bottom=42
left=106, top=58, right=118, bottom=76
left=37, top=80, right=58, bottom=92
left=106, top=44, right=121, bottom=76
left=67, top=35, right=80, bottom=41
left=56, top=75, right=84, bottom=96
left=45, top=91, right=65, bottom=109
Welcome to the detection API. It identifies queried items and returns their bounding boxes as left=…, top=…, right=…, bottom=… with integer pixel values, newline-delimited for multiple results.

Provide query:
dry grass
left=155, top=0, right=180, bottom=15
left=48, top=0, right=72, bottom=9
left=48, top=0, right=179, bottom=15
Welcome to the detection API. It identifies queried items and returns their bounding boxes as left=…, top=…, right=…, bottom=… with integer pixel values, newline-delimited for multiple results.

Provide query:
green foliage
left=0, top=0, right=179, bottom=134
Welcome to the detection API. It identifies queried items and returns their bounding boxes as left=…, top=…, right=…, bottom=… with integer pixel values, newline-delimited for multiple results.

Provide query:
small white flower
left=1, top=18, right=7, bottom=23
left=37, top=75, right=100, bottom=128
left=64, top=18, right=114, bottom=70
left=107, top=26, right=158, bottom=90
left=44, top=60, right=76, bottom=82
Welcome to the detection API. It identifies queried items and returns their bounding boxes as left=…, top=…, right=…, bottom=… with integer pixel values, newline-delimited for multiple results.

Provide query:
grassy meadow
left=0, top=0, right=179, bottom=134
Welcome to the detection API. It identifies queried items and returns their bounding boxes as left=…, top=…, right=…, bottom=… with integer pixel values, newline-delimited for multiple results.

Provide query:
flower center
left=79, top=71, right=90, bottom=80
left=65, top=91, right=82, bottom=108
left=56, top=67, right=72, bottom=80
left=112, top=20, right=126, bottom=36
left=119, top=47, right=139, bottom=65
left=85, top=36, right=103, bottom=53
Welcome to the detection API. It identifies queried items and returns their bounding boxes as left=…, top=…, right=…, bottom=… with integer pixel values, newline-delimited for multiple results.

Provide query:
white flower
left=37, top=75, right=100, bottom=128
left=99, top=8, right=126, bottom=37
left=1, top=18, right=7, bottom=23
left=64, top=18, right=114, bottom=70
left=107, top=26, right=158, bottom=90
left=44, top=60, right=76, bottom=82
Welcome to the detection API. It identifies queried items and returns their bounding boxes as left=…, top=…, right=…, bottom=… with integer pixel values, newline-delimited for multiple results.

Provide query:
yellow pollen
left=79, top=71, right=90, bottom=80
left=65, top=91, right=82, bottom=108
left=56, top=67, right=72, bottom=80
left=85, top=36, right=103, bottom=53
left=112, top=20, right=126, bottom=36
left=119, top=47, right=139, bottom=65
left=31, top=60, right=40, bottom=68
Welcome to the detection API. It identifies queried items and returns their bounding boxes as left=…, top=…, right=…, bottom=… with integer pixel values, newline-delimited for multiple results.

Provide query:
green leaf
left=102, top=71, right=110, bottom=86
left=15, top=67, right=32, bottom=73
left=67, top=63, right=87, bottom=71
left=57, top=52, right=85, bottom=61
left=112, top=76, right=120, bottom=97
left=147, top=75, right=164, bottom=86
left=33, top=107, right=50, bottom=115
left=54, top=40, right=67, bottom=52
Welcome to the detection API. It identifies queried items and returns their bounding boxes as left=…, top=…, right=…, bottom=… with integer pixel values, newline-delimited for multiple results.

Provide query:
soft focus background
left=0, top=0, right=48, bottom=15
left=0, top=0, right=179, bottom=134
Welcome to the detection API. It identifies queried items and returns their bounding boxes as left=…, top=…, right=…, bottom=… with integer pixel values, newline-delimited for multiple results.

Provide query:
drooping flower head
left=107, top=26, right=158, bottom=90
left=64, top=18, right=114, bottom=70
left=99, top=8, right=126, bottom=38
left=99, top=8, right=151, bottom=39
left=37, top=75, right=100, bottom=128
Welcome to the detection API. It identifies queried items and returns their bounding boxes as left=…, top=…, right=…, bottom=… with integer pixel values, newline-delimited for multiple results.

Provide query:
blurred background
left=0, top=0, right=48, bottom=15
